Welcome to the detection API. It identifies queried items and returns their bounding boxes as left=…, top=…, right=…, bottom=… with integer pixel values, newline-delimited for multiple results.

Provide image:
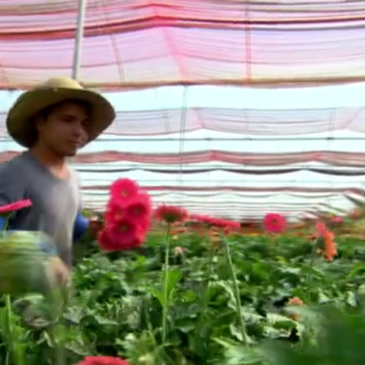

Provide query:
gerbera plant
left=153, top=204, right=188, bottom=343
left=189, top=213, right=248, bottom=345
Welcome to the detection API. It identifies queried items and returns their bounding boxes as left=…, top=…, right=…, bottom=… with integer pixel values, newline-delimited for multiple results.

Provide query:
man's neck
left=29, top=145, right=66, bottom=170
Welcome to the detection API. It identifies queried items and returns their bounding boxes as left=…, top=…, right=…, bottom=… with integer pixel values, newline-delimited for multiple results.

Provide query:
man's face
left=36, top=101, right=89, bottom=157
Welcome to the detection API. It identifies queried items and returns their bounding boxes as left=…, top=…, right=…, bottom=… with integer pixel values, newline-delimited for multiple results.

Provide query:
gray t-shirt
left=0, top=151, right=80, bottom=266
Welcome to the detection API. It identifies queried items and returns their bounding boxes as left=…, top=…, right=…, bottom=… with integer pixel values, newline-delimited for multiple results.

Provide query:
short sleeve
left=0, top=161, right=26, bottom=205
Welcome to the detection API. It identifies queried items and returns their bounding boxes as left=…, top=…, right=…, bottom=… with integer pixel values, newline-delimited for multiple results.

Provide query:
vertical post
left=72, top=0, right=87, bottom=80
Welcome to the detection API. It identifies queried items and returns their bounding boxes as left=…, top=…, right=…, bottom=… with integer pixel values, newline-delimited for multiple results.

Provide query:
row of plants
left=2, top=231, right=365, bottom=364
left=0, top=179, right=365, bottom=364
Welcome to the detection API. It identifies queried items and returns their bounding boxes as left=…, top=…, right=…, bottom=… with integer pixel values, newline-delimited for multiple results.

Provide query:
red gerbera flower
left=0, top=199, right=32, bottom=214
left=104, top=201, right=124, bottom=223
left=264, top=213, right=286, bottom=233
left=98, top=218, right=144, bottom=251
left=109, top=178, right=139, bottom=202
left=75, top=356, right=131, bottom=365
left=125, top=193, right=151, bottom=226
left=154, top=204, right=188, bottom=224
left=105, top=192, right=151, bottom=227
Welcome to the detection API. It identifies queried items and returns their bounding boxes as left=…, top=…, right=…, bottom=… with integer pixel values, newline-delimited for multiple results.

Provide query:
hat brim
left=6, top=87, right=116, bottom=148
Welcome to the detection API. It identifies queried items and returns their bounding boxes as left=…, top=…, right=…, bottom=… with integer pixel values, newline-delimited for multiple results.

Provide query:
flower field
left=2, top=220, right=365, bottom=365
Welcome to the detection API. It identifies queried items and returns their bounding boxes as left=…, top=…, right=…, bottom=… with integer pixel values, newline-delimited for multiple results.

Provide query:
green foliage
left=1, top=233, right=365, bottom=364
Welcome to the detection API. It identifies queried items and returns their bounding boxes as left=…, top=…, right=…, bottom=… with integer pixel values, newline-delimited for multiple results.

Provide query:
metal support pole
left=72, top=0, right=87, bottom=80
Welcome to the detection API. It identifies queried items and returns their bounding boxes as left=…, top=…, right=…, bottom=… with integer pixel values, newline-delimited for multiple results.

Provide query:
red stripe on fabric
left=1, top=150, right=365, bottom=167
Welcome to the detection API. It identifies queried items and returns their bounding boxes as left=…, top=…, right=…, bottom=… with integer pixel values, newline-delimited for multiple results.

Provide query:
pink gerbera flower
left=0, top=199, right=32, bottom=214
left=263, top=213, right=286, bottom=234
left=109, top=178, right=139, bottom=203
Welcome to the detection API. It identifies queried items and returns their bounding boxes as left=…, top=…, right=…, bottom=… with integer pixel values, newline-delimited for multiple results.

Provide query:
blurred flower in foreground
left=0, top=231, right=56, bottom=296
left=75, top=356, right=131, bottom=365
left=264, top=213, right=287, bottom=234
left=154, top=204, right=188, bottom=224
left=98, top=179, right=151, bottom=251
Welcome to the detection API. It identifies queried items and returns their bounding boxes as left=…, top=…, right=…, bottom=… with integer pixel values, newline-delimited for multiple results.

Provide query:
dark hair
left=29, top=99, right=91, bottom=147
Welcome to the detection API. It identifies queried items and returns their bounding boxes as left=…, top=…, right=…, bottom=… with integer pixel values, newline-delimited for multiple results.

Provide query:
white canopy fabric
left=1, top=0, right=365, bottom=89
left=1, top=84, right=364, bottom=220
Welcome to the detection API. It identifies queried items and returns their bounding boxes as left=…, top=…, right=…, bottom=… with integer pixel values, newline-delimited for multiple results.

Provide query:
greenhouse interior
left=0, top=2, right=365, bottom=365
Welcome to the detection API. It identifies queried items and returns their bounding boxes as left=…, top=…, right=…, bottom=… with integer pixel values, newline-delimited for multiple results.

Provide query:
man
left=0, top=77, right=116, bottom=285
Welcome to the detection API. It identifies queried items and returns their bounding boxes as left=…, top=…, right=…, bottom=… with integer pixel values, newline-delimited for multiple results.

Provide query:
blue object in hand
left=73, top=213, right=89, bottom=242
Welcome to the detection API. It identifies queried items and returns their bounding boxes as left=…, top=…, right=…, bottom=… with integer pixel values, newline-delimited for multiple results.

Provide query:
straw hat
left=6, top=77, right=116, bottom=148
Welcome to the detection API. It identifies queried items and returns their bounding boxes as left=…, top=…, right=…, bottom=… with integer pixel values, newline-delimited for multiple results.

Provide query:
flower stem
left=222, top=236, right=248, bottom=345
left=201, top=246, right=214, bottom=311
left=161, top=225, right=172, bottom=344
left=4, top=295, right=22, bottom=365
left=305, top=239, right=318, bottom=303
